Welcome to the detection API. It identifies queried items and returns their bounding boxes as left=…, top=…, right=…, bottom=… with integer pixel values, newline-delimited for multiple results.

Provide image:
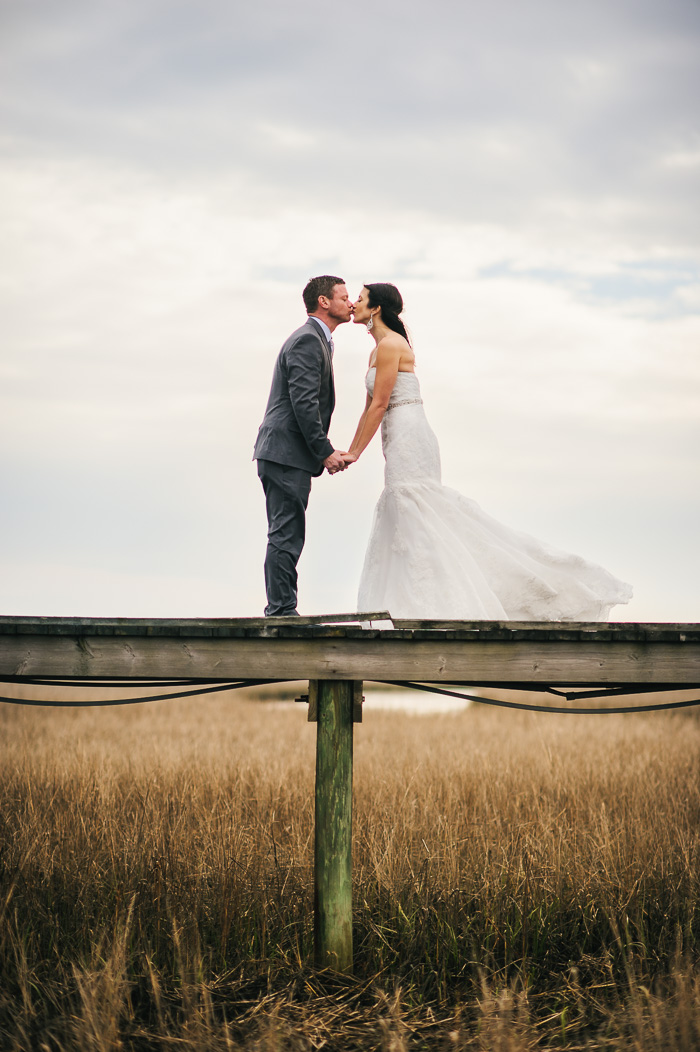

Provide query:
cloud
left=2, top=0, right=699, bottom=248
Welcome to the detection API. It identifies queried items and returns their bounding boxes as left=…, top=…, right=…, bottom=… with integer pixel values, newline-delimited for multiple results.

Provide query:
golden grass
left=0, top=687, right=699, bottom=1050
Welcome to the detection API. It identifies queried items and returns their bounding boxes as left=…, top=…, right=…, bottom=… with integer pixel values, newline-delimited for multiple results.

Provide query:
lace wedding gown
left=357, top=368, right=633, bottom=621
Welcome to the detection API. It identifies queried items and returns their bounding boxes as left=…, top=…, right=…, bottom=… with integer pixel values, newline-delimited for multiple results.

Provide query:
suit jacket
left=253, top=318, right=336, bottom=477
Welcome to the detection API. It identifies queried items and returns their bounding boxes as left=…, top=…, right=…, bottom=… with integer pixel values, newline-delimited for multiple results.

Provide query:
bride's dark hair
left=365, top=282, right=411, bottom=345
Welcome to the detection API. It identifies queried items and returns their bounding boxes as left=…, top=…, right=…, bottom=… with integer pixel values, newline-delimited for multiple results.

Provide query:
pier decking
left=1, top=616, right=698, bottom=687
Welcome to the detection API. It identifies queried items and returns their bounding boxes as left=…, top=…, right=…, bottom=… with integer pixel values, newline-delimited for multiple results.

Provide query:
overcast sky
left=1, top=0, right=699, bottom=622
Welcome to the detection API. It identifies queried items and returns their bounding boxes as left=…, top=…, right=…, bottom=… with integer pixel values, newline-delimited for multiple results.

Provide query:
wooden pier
left=2, top=616, right=699, bottom=686
left=2, top=615, right=699, bottom=973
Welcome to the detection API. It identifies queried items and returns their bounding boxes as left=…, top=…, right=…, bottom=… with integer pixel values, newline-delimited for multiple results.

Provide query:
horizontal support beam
left=1, top=631, right=699, bottom=686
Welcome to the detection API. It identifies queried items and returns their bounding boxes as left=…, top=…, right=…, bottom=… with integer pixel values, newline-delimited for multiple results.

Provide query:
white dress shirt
left=310, top=316, right=333, bottom=356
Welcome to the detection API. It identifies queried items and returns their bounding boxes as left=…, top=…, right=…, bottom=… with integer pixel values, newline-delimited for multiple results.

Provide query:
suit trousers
left=257, top=459, right=312, bottom=616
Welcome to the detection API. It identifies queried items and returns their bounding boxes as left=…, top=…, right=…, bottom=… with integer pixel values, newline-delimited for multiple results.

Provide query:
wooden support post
left=314, top=679, right=354, bottom=972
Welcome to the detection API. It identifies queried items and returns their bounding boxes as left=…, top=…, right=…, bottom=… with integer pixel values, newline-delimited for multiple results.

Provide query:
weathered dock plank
left=0, top=618, right=698, bottom=687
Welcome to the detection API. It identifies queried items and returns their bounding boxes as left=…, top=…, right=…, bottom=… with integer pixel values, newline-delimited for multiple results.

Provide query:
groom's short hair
left=303, top=275, right=345, bottom=314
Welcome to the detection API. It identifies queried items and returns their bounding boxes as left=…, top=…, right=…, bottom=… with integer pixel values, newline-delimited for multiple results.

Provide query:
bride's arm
left=348, top=392, right=372, bottom=450
left=346, top=342, right=401, bottom=460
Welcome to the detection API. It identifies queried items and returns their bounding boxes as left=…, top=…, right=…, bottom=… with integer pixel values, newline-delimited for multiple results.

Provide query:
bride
left=341, top=282, right=633, bottom=621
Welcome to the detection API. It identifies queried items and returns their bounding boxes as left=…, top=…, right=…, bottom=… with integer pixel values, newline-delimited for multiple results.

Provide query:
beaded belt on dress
left=385, top=398, right=423, bottom=411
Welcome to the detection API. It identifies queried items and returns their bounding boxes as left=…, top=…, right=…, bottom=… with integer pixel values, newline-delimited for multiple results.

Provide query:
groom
left=253, top=275, right=353, bottom=616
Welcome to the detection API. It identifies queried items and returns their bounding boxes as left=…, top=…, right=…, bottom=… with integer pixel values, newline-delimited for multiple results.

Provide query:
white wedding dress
left=357, top=368, right=633, bottom=621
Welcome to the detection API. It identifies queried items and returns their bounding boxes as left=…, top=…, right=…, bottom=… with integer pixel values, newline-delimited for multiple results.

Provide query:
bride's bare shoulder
left=377, top=332, right=415, bottom=371
left=377, top=332, right=411, bottom=355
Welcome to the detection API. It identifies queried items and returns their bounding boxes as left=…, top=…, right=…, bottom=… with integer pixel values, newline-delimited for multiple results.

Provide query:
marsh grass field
left=1, top=684, right=699, bottom=1050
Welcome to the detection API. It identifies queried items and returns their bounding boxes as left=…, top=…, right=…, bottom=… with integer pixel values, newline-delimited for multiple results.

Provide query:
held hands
left=323, top=450, right=348, bottom=475
left=324, top=450, right=359, bottom=475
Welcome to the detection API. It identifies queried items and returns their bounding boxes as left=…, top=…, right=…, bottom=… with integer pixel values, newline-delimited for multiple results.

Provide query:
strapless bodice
left=365, top=367, right=422, bottom=406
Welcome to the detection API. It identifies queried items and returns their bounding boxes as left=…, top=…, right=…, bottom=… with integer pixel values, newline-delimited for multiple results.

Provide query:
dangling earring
left=366, top=313, right=374, bottom=333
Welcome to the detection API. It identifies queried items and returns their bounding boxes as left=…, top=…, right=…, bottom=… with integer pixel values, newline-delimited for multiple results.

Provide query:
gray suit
left=253, top=318, right=336, bottom=615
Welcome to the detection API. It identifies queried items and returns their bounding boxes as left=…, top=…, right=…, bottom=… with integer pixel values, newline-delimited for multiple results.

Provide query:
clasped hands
left=323, top=450, right=359, bottom=475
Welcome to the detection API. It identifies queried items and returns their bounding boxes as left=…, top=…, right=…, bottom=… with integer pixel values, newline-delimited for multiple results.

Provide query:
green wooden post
left=314, top=679, right=354, bottom=971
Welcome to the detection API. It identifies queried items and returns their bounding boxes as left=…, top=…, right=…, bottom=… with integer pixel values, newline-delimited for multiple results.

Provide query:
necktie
left=329, top=337, right=334, bottom=358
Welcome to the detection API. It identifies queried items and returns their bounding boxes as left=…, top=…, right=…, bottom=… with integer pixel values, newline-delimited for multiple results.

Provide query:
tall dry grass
left=0, top=686, right=699, bottom=1050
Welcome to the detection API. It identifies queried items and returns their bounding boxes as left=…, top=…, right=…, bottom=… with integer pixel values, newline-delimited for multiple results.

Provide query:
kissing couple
left=253, top=275, right=632, bottom=621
